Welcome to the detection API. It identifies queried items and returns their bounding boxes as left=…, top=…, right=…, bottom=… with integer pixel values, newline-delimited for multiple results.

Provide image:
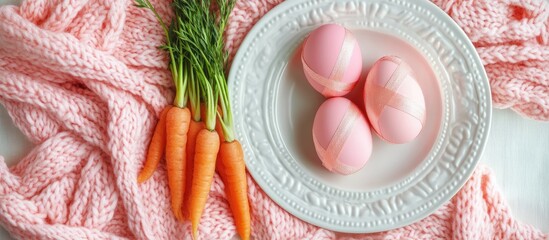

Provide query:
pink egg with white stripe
left=302, top=24, right=362, bottom=97
left=364, top=56, right=426, bottom=144
left=312, top=97, right=372, bottom=175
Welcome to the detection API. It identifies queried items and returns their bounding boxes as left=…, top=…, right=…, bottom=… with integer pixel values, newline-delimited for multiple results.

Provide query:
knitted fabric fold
left=0, top=0, right=547, bottom=239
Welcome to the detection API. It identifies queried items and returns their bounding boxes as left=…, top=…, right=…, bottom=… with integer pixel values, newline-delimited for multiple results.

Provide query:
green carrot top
left=135, top=0, right=236, bottom=140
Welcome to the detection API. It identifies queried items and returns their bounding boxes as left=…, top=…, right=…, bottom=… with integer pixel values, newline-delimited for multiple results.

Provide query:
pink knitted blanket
left=0, top=0, right=547, bottom=239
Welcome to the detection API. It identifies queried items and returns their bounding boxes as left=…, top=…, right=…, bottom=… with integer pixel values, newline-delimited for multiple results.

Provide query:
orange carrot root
left=218, top=140, right=250, bottom=240
left=183, top=119, right=205, bottom=219
left=138, top=107, right=170, bottom=183
left=165, top=107, right=191, bottom=221
left=190, top=129, right=220, bottom=238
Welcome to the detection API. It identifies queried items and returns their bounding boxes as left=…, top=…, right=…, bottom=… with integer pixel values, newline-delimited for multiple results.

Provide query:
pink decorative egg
left=312, top=97, right=372, bottom=175
left=302, top=24, right=362, bottom=97
left=364, top=56, right=426, bottom=144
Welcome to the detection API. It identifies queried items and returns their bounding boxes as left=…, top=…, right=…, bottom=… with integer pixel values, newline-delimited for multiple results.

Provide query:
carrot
left=165, top=106, right=191, bottom=221
left=183, top=118, right=204, bottom=219
left=138, top=0, right=218, bottom=223
left=218, top=140, right=250, bottom=240
left=182, top=0, right=249, bottom=237
left=189, top=129, right=220, bottom=238
left=137, top=107, right=170, bottom=183
left=138, top=0, right=246, bottom=234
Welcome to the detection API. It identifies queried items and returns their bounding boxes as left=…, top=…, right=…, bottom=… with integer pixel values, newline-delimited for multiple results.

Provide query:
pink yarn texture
left=0, top=0, right=547, bottom=239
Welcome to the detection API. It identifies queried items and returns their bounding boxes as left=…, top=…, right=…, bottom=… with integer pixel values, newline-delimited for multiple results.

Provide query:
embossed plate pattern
left=228, top=0, right=491, bottom=233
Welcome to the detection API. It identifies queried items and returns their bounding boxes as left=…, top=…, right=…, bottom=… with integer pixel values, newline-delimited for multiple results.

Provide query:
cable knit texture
left=0, top=0, right=547, bottom=239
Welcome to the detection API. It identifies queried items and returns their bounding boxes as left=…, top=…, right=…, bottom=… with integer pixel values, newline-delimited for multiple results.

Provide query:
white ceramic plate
left=228, top=0, right=491, bottom=233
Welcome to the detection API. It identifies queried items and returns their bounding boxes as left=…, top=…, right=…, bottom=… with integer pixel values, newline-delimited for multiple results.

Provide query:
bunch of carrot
left=134, top=0, right=250, bottom=239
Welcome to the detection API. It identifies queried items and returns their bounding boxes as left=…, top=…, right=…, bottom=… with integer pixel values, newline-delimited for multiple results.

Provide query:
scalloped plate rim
left=228, top=0, right=491, bottom=233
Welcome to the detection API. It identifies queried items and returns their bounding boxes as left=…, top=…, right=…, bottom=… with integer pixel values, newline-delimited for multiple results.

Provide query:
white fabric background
left=0, top=0, right=547, bottom=238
